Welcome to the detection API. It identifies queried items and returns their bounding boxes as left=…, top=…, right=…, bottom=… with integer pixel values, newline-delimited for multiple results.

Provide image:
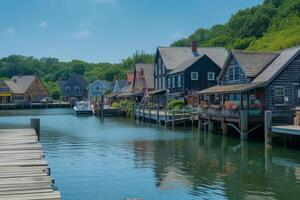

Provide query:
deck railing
left=198, top=107, right=264, bottom=118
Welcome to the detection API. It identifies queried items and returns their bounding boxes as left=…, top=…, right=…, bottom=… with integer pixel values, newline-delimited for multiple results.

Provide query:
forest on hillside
left=172, top=0, right=300, bottom=51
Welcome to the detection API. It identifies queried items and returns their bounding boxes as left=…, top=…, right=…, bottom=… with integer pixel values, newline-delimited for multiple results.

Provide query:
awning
left=0, top=93, right=12, bottom=97
left=148, top=89, right=166, bottom=95
left=197, top=82, right=265, bottom=95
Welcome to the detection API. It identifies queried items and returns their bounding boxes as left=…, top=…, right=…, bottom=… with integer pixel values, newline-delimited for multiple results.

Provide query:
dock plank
left=0, top=129, right=61, bottom=200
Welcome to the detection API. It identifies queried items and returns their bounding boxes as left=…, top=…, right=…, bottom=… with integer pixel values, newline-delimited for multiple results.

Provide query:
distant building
left=60, top=74, right=88, bottom=101
left=87, top=80, right=113, bottom=100
left=133, top=63, right=154, bottom=92
left=113, top=80, right=130, bottom=93
left=3, top=75, right=49, bottom=103
left=126, top=73, right=134, bottom=85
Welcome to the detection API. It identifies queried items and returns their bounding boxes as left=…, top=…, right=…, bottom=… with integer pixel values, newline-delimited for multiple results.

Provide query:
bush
left=118, top=100, right=134, bottom=116
left=167, top=100, right=185, bottom=110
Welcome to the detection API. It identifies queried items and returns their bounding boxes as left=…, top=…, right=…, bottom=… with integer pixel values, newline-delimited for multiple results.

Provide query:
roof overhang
left=197, top=82, right=266, bottom=95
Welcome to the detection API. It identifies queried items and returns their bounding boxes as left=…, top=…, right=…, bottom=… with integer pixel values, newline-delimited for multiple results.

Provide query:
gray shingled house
left=198, top=46, right=300, bottom=130
left=60, top=74, right=88, bottom=101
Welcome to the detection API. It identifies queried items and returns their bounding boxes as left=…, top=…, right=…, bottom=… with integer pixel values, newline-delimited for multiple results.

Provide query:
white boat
left=74, top=101, right=93, bottom=115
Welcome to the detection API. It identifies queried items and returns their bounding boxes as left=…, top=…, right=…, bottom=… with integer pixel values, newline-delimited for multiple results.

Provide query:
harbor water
left=0, top=109, right=300, bottom=200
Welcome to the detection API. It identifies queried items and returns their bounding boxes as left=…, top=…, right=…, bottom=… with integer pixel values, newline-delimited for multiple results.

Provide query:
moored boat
left=74, top=101, right=93, bottom=115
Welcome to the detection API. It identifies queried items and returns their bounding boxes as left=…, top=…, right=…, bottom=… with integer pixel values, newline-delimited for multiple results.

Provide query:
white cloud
left=40, top=21, right=48, bottom=27
left=172, top=30, right=185, bottom=40
left=92, top=0, right=116, bottom=3
left=5, top=28, right=15, bottom=35
left=71, top=30, right=91, bottom=39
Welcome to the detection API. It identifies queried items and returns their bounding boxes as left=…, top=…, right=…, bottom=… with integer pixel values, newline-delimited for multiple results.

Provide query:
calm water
left=0, top=109, right=300, bottom=200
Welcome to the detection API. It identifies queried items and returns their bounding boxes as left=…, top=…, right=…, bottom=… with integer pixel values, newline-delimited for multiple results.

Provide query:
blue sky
left=0, top=0, right=263, bottom=63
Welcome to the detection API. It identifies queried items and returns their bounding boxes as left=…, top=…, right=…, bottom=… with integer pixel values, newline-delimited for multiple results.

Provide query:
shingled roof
left=5, top=75, right=36, bottom=94
left=134, top=63, right=154, bottom=89
left=157, top=47, right=228, bottom=70
left=253, top=46, right=300, bottom=84
left=168, top=55, right=205, bottom=75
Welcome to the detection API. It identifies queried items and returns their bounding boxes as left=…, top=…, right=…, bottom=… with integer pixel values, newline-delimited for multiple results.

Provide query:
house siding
left=154, top=51, right=167, bottom=90
left=265, top=54, right=300, bottom=123
left=221, top=57, right=248, bottom=85
left=167, top=55, right=220, bottom=95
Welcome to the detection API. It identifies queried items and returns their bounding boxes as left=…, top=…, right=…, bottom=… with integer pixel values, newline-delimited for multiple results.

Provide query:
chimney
left=191, top=41, right=197, bottom=53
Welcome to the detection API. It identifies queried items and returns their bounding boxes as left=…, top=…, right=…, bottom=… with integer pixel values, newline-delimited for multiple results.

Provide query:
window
left=75, top=86, right=80, bottom=94
left=191, top=72, right=198, bottom=80
left=274, top=86, right=285, bottom=105
left=65, top=87, right=70, bottom=94
left=228, top=65, right=243, bottom=81
left=229, top=66, right=234, bottom=81
left=168, top=78, right=171, bottom=88
left=158, top=78, right=160, bottom=89
left=178, top=76, right=181, bottom=87
left=207, top=72, right=215, bottom=81
left=172, top=77, right=175, bottom=88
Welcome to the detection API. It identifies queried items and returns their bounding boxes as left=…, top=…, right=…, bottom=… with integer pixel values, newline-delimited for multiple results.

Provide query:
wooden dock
left=0, top=129, right=61, bottom=200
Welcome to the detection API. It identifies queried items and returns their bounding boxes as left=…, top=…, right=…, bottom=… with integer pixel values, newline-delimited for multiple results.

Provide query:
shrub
left=167, top=100, right=185, bottom=110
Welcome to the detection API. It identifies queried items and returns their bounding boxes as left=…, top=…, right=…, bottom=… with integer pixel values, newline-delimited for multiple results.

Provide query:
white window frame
left=191, top=72, right=198, bottom=80
left=172, top=77, right=176, bottom=89
left=207, top=72, right=215, bottom=81
left=178, top=76, right=181, bottom=87
left=274, top=86, right=285, bottom=106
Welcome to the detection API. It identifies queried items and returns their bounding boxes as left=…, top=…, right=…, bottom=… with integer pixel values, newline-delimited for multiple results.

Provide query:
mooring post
left=208, top=116, right=214, bottom=132
left=30, top=118, right=40, bottom=140
left=240, top=110, right=248, bottom=140
left=264, top=110, right=272, bottom=146
left=198, top=112, right=202, bottom=131
left=148, top=108, right=151, bottom=123
left=183, top=108, right=186, bottom=127
left=156, top=106, right=160, bottom=126
left=172, top=110, right=175, bottom=128
left=142, top=107, right=145, bottom=121
left=221, top=121, right=228, bottom=136
left=165, top=108, right=168, bottom=127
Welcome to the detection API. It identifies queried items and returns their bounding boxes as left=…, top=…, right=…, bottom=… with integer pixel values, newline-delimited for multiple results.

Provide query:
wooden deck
left=0, top=129, right=61, bottom=200
left=272, top=125, right=300, bottom=136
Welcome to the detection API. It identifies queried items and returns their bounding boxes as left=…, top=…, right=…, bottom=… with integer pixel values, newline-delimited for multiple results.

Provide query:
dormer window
left=208, top=72, right=215, bottom=81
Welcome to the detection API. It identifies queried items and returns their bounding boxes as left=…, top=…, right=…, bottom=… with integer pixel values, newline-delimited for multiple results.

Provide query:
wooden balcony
left=198, top=107, right=264, bottom=123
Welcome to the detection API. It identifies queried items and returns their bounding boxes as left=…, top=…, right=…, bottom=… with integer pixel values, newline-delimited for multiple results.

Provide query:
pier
left=0, top=128, right=61, bottom=200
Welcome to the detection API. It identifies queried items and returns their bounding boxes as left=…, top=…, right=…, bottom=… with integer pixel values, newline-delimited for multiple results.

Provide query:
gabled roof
left=88, top=80, right=113, bottom=89
left=60, top=74, right=88, bottom=89
left=5, top=75, right=38, bottom=94
left=168, top=55, right=205, bottom=75
left=157, top=47, right=228, bottom=70
left=253, top=46, right=300, bottom=84
left=233, top=50, right=279, bottom=78
left=134, top=63, right=154, bottom=89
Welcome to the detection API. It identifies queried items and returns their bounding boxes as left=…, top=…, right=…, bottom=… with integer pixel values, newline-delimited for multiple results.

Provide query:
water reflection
left=0, top=109, right=300, bottom=199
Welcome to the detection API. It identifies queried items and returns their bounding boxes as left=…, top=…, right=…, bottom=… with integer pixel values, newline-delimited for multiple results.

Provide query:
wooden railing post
left=240, top=110, right=248, bottom=140
left=30, top=118, right=40, bottom=140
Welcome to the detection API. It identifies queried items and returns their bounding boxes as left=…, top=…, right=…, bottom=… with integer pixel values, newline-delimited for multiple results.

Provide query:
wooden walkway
left=272, top=125, right=300, bottom=136
left=0, top=129, right=61, bottom=200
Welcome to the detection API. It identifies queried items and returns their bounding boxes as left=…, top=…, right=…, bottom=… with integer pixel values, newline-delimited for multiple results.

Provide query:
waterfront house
left=152, top=42, right=228, bottom=106
left=60, top=74, right=88, bottom=101
left=87, top=80, right=113, bottom=101
left=113, top=80, right=130, bottom=93
left=132, top=63, right=154, bottom=103
left=0, top=80, right=13, bottom=104
left=198, top=46, right=300, bottom=137
left=4, top=75, right=49, bottom=103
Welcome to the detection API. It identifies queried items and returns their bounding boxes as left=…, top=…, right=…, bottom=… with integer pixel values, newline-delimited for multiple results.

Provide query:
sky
left=0, top=0, right=263, bottom=63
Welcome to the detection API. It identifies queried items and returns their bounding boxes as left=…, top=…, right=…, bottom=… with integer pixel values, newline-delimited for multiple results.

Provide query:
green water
left=0, top=109, right=300, bottom=200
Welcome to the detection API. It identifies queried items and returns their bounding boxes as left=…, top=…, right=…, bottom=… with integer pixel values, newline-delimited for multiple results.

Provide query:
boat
left=73, top=101, right=93, bottom=115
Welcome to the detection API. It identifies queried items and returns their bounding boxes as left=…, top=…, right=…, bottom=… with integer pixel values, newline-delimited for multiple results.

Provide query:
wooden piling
left=221, top=121, right=228, bottom=136
left=30, top=118, right=40, bottom=140
left=172, top=110, right=175, bottom=128
left=148, top=108, right=151, bottom=123
left=208, top=116, right=214, bottom=132
left=164, top=109, right=168, bottom=128
left=264, top=110, right=272, bottom=146
left=156, top=107, right=160, bottom=126
left=240, top=110, right=248, bottom=140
